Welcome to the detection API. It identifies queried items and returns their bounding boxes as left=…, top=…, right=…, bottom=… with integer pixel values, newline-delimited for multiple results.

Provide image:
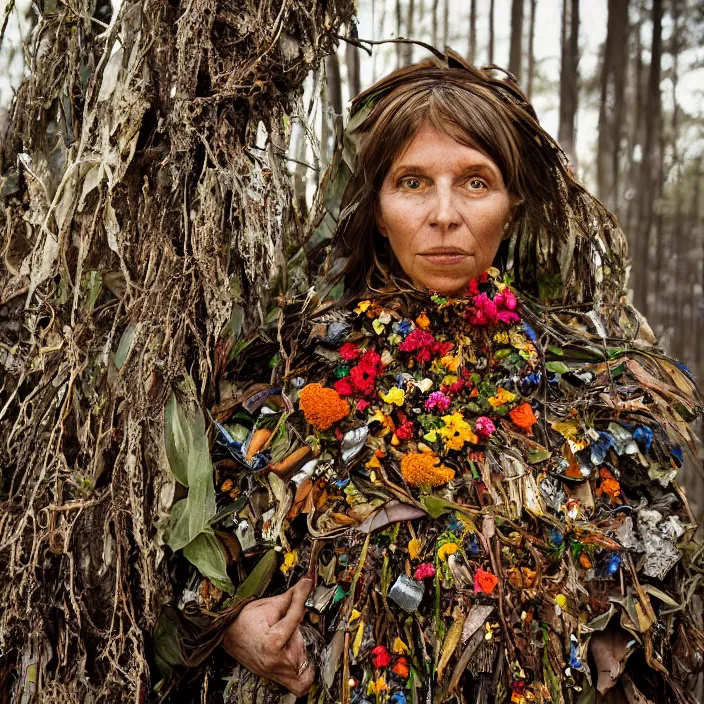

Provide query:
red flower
left=474, top=568, right=499, bottom=594
left=333, top=377, right=354, bottom=397
left=339, top=342, right=363, bottom=361
left=347, top=349, right=382, bottom=396
left=399, top=329, right=435, bottom=353
left=395, top=421, right=415, bottom=441
left=371, top=645, right=391, bottom=668
left=433, top=341, right=454, bottom=357
left=356, top=399, right=370, bottom=412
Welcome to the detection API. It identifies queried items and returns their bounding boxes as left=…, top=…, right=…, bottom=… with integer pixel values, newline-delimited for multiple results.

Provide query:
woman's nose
left=429, top=185, right=461, bottom=228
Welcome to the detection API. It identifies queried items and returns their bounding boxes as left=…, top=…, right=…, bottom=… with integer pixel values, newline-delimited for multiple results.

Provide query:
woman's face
left=375, top=122, right=515, bottom=295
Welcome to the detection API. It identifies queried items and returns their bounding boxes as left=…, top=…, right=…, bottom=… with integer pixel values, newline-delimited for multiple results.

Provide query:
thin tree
left=597, top=0, right=630, bottom=212
left=432, top=0, right=439, bottom=47
left=468, top=0, right=478, bottom=65
left=509, top=0, right=524, bottom=81
left=527, top=0, right=538, bottom=99
left=489, top=0, right=496, bottom=63
left=401, top=0, right=415, bottom=66
left=345, top=22, right=362, bottom=98
left=558, top=0, right=580, bottom=165
left=396, top=0, right=403, bottom=69
left=634, top=0, right=663, bottom=315
left=442, top=0, right=449, bottom=47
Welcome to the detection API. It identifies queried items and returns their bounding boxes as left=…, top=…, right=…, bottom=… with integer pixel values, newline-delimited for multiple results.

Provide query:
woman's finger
left=270, top=578, right=312, bottom=644
left=258, top=586, right=296, bottom=627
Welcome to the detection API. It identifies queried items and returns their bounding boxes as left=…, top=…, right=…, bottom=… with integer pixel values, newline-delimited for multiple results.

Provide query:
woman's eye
left=467, top=179, right=487, bottom=190
left=400, top=178, right=423, bottom=190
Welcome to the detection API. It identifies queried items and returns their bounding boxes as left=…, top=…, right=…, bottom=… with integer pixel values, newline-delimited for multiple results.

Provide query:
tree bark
left=597, top=0, right=629, bottom=212
left=509, top=0, right=524, bottom=82
left=634, top=0, right=663, bottom=315
left=345, top=22, right=362, bottom=98
left=396, top=0, right=403, bottom=69
left=432, top=0, right=439, bottom=47
left=489, top=0, right=495, bottom=63
left=401, top=0, right=415, bottom=66
left=442, top=0, right=449, bottom=47
left=468, top=0, right=477, bottom=65
left=558, top=0, right=580, bottom=165
left=527, top=0, right=538, bottom=99
left=0, top=0, right=354, bottom=701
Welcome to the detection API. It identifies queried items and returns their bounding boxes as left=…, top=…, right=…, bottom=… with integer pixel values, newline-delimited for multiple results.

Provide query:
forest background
left=1, top=0, right=704, bottom=701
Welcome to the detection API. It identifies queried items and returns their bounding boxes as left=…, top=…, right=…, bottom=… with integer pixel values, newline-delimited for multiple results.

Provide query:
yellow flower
left=438, top=411, right=478, bottom=451
left=555, top=594, right=568, bottom=609
left=493, top=331, right=509, bottom=344
left=379, top=387, right=405, bottom=406
left=367, top=677, right=387, bottom=695
left=441, top=374, right=458, bottom=386
left=355, top=300, right=371, bottom=314
left=366, top=455, right=381, bottom=469
left=370, top=409, right=394, bottom=435
left=440, top=354, right=460, bottom=372
left=416, top=312, right=431, bottom=329
left=372, top=319, right=385, bottom=334
left=400, top=453, right=455, bottom=487
left=393, top=637, right=409, bottom=654
left=488, top=387, right=516, bottom=408
left=437, top=542, right=459, bottom=561
left=280, top=551, right=297, bottom=574
left=408, top=538, right=421, bottom=560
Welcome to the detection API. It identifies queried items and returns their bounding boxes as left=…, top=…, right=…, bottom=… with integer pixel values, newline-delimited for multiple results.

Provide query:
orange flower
left=400, top=453, right=455, bottom=488
left=299, top=383, right=350, bottom=431
left=596, top=467, right=622, bottom=504
left=474, top=568, right=499, bottom=594
left=392, top=657, right=410, bottom=678
left=509, top=402, right=538, bottom=431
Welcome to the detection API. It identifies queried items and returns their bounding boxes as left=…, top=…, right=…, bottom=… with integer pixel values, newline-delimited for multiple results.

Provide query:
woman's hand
left=223, top=577, right=315, bottom=697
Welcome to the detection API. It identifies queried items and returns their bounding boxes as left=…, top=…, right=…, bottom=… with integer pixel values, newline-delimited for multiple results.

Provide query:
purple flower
left=425, top=391, right=451, bottom=412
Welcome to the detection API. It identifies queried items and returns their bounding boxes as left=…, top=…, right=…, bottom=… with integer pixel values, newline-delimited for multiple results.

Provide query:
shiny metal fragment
left=388, top=574, right=424, bottom=613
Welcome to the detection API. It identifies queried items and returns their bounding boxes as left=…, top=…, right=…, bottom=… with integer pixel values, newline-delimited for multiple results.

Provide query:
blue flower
left=467, top=534, right=480, bottom=556
left=393, top=320, right=413, bottom=336
left=569, top=637, right=582, bottom=669
left=590, top=432, right=615, bottom=465
left=604, top=553, right=621, bottom=576
left=390, top=694, right=408, bottom=704
left=549, top=528, right=564, bottom=545
left=523, top=323, right=537, bottom=341
left=633, top=425, right=653, bottom=453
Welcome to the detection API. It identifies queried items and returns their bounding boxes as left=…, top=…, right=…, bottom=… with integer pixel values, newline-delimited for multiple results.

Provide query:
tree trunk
left=442, top=0, right=449, bottom=47
left=597, top=0, right=629, bottom=212
left=468, top=0, right=477, bottom=65
left=527, top=0, right=538, bottom=99
left=432, top=0, right=439, bottom=47
left=396, top=0, right=403, bottom=69
left=489, top=0, right=495, bottom=63
left=0, top=0, right=353, bottom=701
left=345, top=22, right=362, bottom=98
left=634, top=0, right=662, bottom=316
left=401, top=0, right=415, bottom=66
left=558, top=0, right=580, bottom=165
left=509, top=0, right=524, bottom=82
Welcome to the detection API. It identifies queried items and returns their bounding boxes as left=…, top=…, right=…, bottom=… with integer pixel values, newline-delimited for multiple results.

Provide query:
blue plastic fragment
left=590, top=432, right=615, bottom=465
left=523, top=323, right=537, bottom=341
left=633, top=425, right=653, bottom=453
left=390, top=694, right=408, bottom=704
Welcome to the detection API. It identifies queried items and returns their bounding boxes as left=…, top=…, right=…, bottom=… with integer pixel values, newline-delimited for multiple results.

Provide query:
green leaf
left=545, top=361, right=570, bottom=374
left=232, top=548, right=279, bottom=602
left=182, top=533, right=233, bottom=594
left=114, top=324, right=137, bottom=370
left=547, top=344, right=564, bottom=356
left=164, top=393, right=190, bottom=486
left=527, top=448, right=552, bottom=464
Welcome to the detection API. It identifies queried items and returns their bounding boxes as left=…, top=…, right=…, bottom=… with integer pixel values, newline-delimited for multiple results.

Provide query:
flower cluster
left=467, top=286, right=520, bottom=327
left=299, top=383, right=350, bottom=431
left=334, top=348, right=382, bottom=397
left=400, top=452, right=455, bottom=487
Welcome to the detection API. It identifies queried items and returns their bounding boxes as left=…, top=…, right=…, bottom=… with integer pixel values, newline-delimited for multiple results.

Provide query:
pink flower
left=497, top=310, right=521, bottom=325
left=413, top=563, right=436, bottom=580
left=356, top=399, right=371, bottom=412
left=425, top=391, right=451, bottom=412
left=468, top=309, right=490, bottom=326
left=475, top=293, right=498, bottom=319
left=475, top=416, right=496, bottom=437
left=498, top=289, right=517, bottom=310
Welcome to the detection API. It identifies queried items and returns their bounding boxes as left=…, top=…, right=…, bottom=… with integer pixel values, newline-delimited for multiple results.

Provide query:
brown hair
left=332, top=51, right=627, bottom=305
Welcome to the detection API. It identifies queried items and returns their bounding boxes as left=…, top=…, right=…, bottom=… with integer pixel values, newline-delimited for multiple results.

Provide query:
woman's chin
left=412, top=274, right=476, bottom=297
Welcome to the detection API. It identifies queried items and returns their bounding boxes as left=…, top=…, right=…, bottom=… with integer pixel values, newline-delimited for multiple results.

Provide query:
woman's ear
left=374, top=202, right=388, bottom=238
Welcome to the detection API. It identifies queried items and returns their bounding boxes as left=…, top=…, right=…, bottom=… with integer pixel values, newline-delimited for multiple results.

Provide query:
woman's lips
left=419, top=251, right=469, bottom=266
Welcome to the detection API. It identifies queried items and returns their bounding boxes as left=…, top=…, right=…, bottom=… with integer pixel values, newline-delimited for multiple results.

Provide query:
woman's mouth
left=419, top=249, right=470, bottom=266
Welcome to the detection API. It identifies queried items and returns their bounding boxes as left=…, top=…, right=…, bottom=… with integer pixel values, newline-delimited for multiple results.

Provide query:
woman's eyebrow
left=391, top=161, right=499, bottom=176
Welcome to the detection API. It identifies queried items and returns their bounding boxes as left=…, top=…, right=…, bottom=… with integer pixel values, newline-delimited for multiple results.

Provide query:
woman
left=160, top=51, right=703, bottom=704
